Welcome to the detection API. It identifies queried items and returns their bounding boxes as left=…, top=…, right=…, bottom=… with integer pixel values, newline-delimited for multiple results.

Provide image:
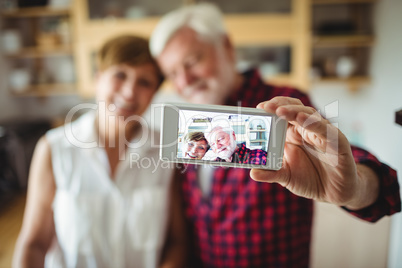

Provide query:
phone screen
left=177, top=109, right=272, bottom=165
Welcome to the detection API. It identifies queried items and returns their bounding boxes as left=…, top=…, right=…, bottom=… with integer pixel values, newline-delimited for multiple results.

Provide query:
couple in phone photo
left=182, top=123, right=267, bottom=165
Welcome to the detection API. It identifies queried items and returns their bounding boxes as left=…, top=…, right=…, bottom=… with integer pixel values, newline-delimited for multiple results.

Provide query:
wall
left=310, top=0, right=402, bottom=267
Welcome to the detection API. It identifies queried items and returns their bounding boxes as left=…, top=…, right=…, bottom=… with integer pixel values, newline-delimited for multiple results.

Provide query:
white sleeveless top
left=45, top=112, right=173, bottom=268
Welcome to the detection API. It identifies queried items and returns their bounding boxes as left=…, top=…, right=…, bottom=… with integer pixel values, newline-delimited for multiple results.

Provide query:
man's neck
left=218, top=72, right=245, bottom=106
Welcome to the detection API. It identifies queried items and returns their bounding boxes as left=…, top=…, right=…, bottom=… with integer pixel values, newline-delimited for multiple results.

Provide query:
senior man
left=150, top=3, right=400, bottom=267
left=206, top=125, right=267, bottom=165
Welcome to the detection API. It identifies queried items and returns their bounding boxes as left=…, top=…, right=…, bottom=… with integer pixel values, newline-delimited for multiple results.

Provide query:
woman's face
left=184, top=139, right=209, bottom=160
left=95, top=63, right=159, bottom=120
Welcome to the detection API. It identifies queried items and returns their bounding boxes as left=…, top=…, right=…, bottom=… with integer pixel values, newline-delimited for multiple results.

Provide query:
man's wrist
left=345, top=164, right=380, bottom=211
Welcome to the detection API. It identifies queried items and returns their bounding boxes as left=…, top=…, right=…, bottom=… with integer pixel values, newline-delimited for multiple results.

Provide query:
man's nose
left=176, top=67, right=194, bottom=89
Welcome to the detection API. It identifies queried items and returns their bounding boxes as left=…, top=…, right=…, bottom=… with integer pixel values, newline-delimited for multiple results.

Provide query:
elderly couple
left=14, top=3, right=400, bottom=268
left=182, top=126, right=267, bottom=165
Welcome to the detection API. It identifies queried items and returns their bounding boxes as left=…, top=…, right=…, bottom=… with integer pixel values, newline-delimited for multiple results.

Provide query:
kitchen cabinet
left=0, top=5, right=76, bottom=96
left=310, top=0, right=376, bottom=91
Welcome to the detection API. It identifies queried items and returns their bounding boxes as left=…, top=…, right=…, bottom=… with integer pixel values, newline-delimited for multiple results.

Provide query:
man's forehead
left=209, top=128, right=229, bottom=139
left=157, top=30, right=200, bottom=72
left=162, top=28, right=216, bottom=59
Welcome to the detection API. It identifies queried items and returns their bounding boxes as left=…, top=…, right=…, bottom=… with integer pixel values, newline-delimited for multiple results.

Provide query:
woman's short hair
left=150, top=3, right=226, bottom=57
left=97, top=35, right=164, bottom=86
left=183, top=131, right=210, bottom=150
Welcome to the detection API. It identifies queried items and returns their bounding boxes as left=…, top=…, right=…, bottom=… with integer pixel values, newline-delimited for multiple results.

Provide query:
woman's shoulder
left=46, top=112, right=96, bottom=147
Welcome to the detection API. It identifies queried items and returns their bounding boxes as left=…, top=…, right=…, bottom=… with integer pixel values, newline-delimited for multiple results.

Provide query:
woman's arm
left=159, top=170, right=188, bottom=268
left=13, top=136, right=56, bottom=268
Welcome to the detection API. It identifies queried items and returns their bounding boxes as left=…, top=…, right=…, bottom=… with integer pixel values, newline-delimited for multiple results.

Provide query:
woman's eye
left=138, top=79, right=153, bottom=88
left=114, top=72, right=126, bottom=80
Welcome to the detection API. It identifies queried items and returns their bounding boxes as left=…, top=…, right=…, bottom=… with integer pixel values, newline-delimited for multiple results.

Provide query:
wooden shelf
left=10, top=83, right=77, bottom=97
left=312, top=35, right=374, bottom=47
left=4, top=46, right=72, bottom=58
left=312, top=76, right=371, bottom=91
left=0, top=7, right=71, bottom=18
left=312, top=0, right=376, bottom=5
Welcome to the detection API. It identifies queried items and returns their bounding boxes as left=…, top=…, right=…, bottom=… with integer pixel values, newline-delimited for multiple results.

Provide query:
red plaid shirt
left=216, top=143, right=267, bottom=165
left=180, top=69, right=401, bottom=268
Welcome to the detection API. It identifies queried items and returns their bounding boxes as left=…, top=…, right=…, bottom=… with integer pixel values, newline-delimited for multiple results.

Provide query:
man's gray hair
left=150, top=3, right=227, bottom=57
left=205, top=125, right=235, bottom=142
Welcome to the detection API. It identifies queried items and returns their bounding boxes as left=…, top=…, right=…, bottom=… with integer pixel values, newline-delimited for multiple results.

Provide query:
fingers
left=295, top=111, right=332, bottom=138
left=258, top=97, right=313, bottom=120
left=257, top=97, right=303, bottom=114
left=258, top=97, right=330, bottom=138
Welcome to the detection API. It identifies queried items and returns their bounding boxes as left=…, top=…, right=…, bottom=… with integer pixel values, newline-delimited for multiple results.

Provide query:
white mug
left=336, top=56, right=356, bottom=79
left=9, top=69, right=30, bottom=92
left=1, top=30, right=22, bottom=53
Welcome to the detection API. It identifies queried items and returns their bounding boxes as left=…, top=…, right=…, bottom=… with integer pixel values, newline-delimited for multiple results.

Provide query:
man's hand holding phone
left=251, top=97, right=380, bottom=211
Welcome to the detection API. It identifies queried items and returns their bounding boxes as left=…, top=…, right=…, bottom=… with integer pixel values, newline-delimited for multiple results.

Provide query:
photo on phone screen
left=160, top=103, right=287, bottom=170
left=178, top=109, right=271, bottom=165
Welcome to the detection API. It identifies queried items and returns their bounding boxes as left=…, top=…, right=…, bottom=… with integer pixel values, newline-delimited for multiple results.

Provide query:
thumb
left=250, top=165, right=289, bottom=187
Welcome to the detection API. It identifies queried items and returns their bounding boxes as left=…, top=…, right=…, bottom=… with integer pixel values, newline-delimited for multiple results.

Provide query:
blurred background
left=0, top=0, right=401, bottom=267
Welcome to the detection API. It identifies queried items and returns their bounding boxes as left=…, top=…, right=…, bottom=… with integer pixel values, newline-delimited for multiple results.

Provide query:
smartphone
left=160, top=103, right=287, bottom=170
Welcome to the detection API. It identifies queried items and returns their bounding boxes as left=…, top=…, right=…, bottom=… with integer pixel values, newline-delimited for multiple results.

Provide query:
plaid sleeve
left=342, top=145, right=401, bottom=222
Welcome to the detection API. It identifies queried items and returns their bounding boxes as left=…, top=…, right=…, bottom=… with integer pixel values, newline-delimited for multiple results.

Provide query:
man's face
left=184, top=139, right=208, bottom=160
left=157, top=27, right=236, bottom=105
left=207, top=129, right=237, bottom=160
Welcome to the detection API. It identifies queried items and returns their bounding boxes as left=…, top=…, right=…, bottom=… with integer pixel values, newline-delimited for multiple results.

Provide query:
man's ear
left=222, top=34, right=235, bottom=62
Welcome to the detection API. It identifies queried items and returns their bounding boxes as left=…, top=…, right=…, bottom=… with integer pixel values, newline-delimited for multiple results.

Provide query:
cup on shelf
left=336, top=56, right=356, bottom=79
left=53, top=57, right=75, bottom=83
left=1, top=30, right=22, bottom=53
left=9, top=68, right=30, bottom=93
